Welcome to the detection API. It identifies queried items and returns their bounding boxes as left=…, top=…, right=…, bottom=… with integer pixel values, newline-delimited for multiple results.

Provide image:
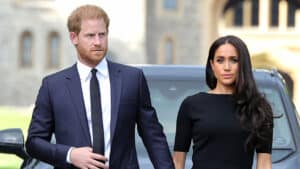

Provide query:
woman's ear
left=210, top=59, right=214, bottom=72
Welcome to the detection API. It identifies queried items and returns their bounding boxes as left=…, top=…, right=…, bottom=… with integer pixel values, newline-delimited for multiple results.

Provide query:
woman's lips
left=222, top=74, right=233, bottom=79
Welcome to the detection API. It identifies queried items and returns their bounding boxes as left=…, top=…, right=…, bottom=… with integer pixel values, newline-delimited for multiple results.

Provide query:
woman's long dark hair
left=206, top=35, right=273, bottom=150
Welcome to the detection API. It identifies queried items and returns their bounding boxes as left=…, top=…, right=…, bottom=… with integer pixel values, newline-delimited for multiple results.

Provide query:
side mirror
left=0, top=128, right=29, bottom=160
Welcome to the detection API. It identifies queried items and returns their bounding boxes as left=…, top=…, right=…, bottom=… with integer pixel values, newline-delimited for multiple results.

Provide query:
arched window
left=251, top=0, right=259, bottom=26
left=224, top=0, right=300, bottom=28
left=287, top=0, right=299, bottom=27
left=271, top=0, right=280, bottom=26
left=164, top=0, right=177, bottom=10
left=20, top=31, right=33, bottom=67
left=233, top=1, right=243, bottom=26
left=164, top=38, right=174, bottom=64
left=224, top=0, right=259, bottom=27
left=47, top=32, right=60, bottom=68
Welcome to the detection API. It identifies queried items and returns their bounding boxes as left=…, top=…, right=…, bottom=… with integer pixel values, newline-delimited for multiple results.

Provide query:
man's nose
left=93, top=36, right=102, bottom=45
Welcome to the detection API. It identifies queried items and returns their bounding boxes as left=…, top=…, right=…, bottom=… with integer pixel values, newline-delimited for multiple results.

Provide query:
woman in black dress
left=173, top=35, right=273, bottom=169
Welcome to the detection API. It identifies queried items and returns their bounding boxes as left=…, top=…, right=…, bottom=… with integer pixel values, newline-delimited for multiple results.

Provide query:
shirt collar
left=77, top=57, right=109, bottom=82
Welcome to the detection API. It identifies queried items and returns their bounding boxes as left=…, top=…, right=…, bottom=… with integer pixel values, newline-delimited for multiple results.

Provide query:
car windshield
left=148, top=80, right=203, bottom=138
left=141, top=78, right=294, bottom=163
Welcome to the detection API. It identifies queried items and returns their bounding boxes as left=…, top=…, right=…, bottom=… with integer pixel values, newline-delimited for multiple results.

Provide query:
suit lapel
left=65, top=64, right=92, bottom=145
left=108, top=61, right=122, bottom=141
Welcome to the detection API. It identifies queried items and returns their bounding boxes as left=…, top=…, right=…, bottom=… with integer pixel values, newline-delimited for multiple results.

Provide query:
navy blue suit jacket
left=26, top=61, right=174, bottom=169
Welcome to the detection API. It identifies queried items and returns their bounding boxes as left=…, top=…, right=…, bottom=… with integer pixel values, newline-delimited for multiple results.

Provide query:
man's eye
left=99, top=33, right=107, bottom=38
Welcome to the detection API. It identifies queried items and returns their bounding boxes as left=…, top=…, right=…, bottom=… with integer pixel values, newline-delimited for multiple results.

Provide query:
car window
left=296, top=111, right=300, bottom=126
left=294, top=105, right=300, bottom=126
left=259, top=87, right=293, bottom=148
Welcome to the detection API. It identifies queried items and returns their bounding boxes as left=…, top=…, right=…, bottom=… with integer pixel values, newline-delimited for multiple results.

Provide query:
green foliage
left=0, top=107, right=32, bottom=169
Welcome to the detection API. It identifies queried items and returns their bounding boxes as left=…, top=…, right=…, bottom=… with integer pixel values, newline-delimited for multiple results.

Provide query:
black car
left=1, top=65, right=300, bottom=169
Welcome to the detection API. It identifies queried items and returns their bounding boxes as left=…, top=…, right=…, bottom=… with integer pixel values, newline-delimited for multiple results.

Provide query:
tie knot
left=91, top=68, right=97, bottom=76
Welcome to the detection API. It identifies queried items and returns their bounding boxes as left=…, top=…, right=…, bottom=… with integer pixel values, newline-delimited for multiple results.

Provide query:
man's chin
left=93, top=56, right=105, bottom=63
left=93, top=51, right=106, bottom=57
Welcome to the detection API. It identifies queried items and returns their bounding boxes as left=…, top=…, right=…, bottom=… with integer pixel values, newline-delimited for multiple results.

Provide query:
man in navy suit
left=26, top=4, right=174, bottom=169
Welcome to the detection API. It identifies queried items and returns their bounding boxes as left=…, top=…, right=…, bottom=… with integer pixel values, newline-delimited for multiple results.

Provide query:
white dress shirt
left=67, top=58, right=111, bottom=164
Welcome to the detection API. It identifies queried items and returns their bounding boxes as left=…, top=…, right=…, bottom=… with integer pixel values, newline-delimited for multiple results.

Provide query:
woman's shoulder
left=184, top=91, right=233, bottom=104
left=184, top=92, right=211, bottom=103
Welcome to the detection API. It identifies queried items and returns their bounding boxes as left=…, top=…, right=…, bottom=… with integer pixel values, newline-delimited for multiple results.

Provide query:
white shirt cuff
left=66, top=147, right=74, bottom=163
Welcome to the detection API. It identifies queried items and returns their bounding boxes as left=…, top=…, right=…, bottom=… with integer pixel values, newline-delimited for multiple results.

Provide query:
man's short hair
left=67, top=4, right=110, bottom=34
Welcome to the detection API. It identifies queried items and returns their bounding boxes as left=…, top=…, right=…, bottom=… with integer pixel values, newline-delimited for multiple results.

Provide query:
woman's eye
left=216, top=58, right=224, bottom=63
left=231, top=58, right=239, bottom=63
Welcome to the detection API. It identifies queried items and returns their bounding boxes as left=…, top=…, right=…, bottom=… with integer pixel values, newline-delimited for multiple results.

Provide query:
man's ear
left=69, top=32, right=78, bottom=45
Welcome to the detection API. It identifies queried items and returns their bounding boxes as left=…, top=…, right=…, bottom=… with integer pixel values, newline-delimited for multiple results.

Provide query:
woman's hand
left=256, top=153, right=272, bottom=169
left=173, top=151, right=187, bottom=169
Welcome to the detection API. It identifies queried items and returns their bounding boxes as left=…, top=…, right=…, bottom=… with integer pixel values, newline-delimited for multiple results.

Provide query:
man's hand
left=70, top=147, right=108, bottom=169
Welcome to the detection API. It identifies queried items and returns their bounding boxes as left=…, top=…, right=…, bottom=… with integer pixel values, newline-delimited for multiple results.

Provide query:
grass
left=0, top=106, right=32, bottom=169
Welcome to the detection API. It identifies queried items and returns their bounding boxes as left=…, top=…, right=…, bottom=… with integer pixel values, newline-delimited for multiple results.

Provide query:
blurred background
left=1, top=0, right=300, bottom=168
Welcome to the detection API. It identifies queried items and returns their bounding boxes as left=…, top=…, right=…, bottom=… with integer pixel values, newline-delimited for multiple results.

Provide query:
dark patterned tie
left=90, top=68, right=105, bottom=155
